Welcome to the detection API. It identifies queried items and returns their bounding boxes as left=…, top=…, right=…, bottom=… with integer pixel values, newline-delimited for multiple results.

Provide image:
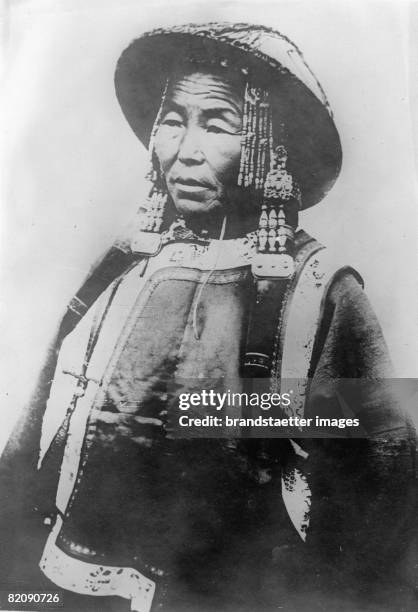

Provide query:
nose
left=177, top=126, right=205, bottom=165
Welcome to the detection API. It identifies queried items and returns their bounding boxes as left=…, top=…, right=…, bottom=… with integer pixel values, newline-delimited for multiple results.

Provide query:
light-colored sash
left=279, top=248, right=362, bottom=540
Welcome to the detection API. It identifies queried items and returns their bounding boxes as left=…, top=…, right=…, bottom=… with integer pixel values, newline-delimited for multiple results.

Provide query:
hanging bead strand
left=139, top=78, right=170, bottom=233
left=238, top=84, right=252, bottom=187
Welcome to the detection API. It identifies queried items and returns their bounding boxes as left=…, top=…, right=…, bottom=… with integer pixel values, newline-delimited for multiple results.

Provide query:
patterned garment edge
left=39, top=516, right=155, bottom=612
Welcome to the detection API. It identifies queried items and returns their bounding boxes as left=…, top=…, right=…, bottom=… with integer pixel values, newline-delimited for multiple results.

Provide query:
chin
left=174, top=197, right=224, bottom=219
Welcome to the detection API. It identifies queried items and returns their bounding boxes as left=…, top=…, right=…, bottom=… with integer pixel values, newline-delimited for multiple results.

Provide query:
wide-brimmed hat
left=115, top=22, right=342, bottom=210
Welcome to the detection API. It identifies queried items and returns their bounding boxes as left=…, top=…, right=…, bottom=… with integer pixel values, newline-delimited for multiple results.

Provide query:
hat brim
left=114, top=30, right=342, bottom=209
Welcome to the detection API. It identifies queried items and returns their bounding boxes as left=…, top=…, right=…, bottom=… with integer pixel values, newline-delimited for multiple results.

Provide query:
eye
left=161, top=111, right=184, bottom=128
left=206, top=124, right=229, bottom=134
left=163, top=119, right=183, bottom=127
left=206, top=121, right=240, bottom=135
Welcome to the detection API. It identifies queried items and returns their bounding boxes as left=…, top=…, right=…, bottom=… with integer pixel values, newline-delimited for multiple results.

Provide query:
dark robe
left=0, top=230, right=416, bottom=612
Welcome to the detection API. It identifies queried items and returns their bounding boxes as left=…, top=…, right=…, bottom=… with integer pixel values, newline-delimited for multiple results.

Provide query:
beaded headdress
left=132, top=59, right=301, bottom=278
left=115, top=23, right=342, bottom=217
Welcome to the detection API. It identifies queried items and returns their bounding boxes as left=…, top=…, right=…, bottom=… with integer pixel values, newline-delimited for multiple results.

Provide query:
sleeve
left=0, top=283, right=114, bottom=587
left=303, top=271, right=416, bottom=592
left=0, top=325, right=62, bottom=587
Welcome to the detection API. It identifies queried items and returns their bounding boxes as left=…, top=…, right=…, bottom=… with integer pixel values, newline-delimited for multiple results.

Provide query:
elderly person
left=0, top=23, right=415, bottom=612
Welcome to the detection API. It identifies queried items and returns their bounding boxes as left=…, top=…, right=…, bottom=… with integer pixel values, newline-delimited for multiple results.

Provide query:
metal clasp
left=252, top=253, right=295, bottom=279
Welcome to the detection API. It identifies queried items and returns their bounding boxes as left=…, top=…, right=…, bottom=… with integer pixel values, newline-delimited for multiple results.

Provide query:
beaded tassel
left=257, top=145, right=300, bottom=258
left=135, top=186, right=167, bottom=232
left=137, top=78, right=170, bottom=234
left=238, top=81, right=271, bottom=209
left=251, top=142, right=301, bottom=278
left=237, top=76, right=303, bottom=276
left=146, top=78, right=169, bottom=183
left=238, top=87, right=251, bottom=187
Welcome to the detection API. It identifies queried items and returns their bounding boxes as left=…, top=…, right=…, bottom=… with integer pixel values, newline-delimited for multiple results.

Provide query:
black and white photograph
left=1, top=1, right=418, bottom=611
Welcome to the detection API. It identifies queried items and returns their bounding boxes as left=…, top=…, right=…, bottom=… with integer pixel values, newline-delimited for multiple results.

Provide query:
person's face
left=154, top=70, right=244, bottom=220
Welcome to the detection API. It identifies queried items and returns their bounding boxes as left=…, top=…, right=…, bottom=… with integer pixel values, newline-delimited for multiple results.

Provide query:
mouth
left=173, top=178, right=212, bottom=192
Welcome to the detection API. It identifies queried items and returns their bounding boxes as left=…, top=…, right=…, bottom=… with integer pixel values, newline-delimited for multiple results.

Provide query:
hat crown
left=140, top=22, right=330, bottom=114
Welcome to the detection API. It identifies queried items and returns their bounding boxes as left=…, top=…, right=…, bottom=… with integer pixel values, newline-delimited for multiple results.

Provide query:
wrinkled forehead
left=164, top=64, right=246, bottom=114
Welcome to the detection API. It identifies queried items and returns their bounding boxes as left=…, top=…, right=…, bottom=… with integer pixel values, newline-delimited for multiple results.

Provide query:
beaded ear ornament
left=251, top=144, right=301, bottom=279
left=129, top=78, right=170, bottom=254
left=130, top=59, right=301, bottom=274
left=237, top=82, right=301, bottom=278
